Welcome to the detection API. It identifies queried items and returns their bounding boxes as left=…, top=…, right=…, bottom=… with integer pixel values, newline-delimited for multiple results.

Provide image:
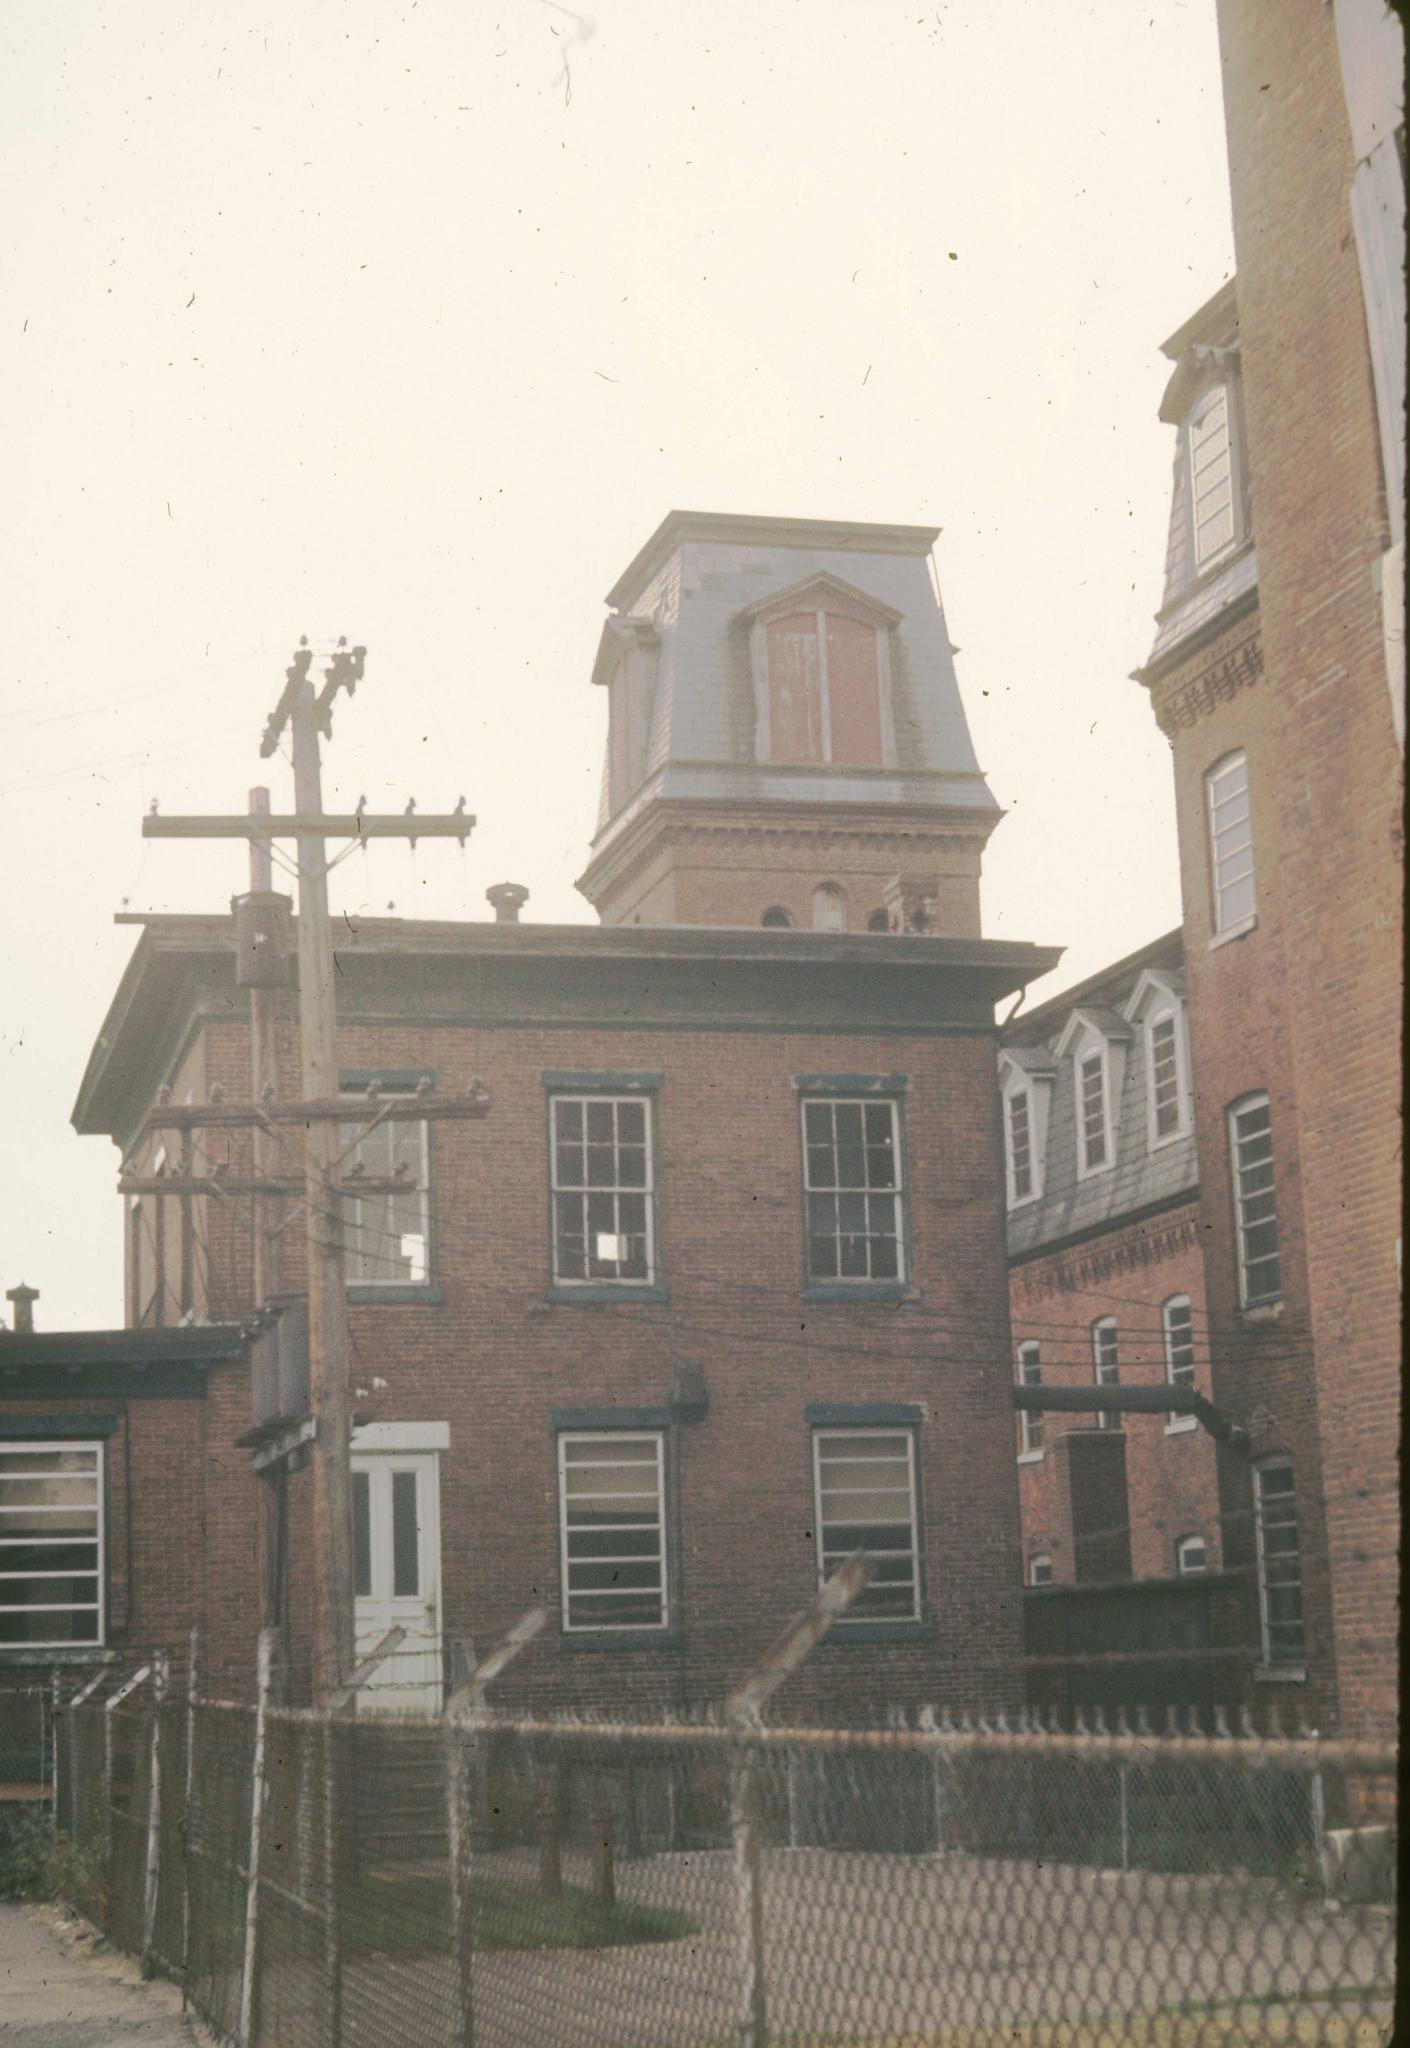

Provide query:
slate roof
left=1003, top=930, right=1197, bottom=1260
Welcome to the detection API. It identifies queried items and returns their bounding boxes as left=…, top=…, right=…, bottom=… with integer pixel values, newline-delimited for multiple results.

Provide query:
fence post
left=1118, top=1762, right=1130, bottom=1875
left=321, top=1714, right=342, bottom=2048
left=238, top=1629, right=275, bottom=2048
left=444, top=1606, right=548, bottom=2048
left=49, top=1669, right=60, bottom=1817
left=140, top=1652, right=170, bottom=1978
left=537, top=1783, right=563, bottom=1899
left=180, top=1630, right=199, bottom=2009
left=592, top=1799, right=615, bottom=1908
left=724, top=1554, right=873, bottom=2048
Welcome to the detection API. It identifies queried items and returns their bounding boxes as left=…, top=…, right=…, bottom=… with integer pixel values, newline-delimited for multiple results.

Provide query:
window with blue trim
left=811, top=1427, right=919, bottom=1621
left=801, top=1097, right=904, bottom=1284
left=550, top=1094, right=656, bottom=1286
left=0, top=1442, right=104, bottom=1647
left=557, top=1432, right=668, bottom=1632
left=339, top=1086, right=431, bottom=1288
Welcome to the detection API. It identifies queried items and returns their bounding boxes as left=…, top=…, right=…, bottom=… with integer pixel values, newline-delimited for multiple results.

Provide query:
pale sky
left=2, top=1, right=1235, bottom=1330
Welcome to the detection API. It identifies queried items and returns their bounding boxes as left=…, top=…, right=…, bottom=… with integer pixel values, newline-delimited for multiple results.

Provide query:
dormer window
left=1078, top=1051, right=1108, bottom=1173
left=591, top=614, right=660, bottom=817
left=1122, top=968, right=1192, bottom=1151
left=997, top=1051, right=1055, bottom=1208
left=739, top=574, right=901, bottom=770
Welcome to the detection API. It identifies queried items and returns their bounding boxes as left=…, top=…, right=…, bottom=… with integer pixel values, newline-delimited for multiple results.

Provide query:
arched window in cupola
left=740, top=573, right=901, bottom=771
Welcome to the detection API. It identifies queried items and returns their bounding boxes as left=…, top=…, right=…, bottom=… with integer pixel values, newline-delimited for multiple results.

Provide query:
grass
left=341, top=1867, right=697, bottom=1957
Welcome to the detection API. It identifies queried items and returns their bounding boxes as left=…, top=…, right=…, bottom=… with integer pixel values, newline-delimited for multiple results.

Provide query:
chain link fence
left=50, top=1684, right=1394, bottom=2047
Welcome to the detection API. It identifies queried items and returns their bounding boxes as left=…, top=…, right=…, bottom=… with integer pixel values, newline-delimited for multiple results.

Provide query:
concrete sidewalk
left=0, top=1902, right=209, bottom=2046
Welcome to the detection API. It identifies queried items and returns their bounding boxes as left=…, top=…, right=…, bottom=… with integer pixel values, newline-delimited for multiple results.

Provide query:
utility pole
left=137, top=639, right=485, bottom=1702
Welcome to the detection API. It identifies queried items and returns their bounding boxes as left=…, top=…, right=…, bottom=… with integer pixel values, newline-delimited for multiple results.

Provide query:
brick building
left=1124, top=0, right=1403, bottom=1744
left=12, top=512, right=1059, bottom=1719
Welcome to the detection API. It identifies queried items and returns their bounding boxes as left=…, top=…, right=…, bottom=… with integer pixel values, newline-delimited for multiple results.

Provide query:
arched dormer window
left=737, top=573, right=901, bottom=770
left=1053, top=1007, right=1133, bottom=1182
left=1122, top=967, right=1193, bottom=1149
left=997, top=1048, right=1056, bottom=1208
left=811, top=883, right=847, bottom=932
left=761, top=906, right=793, bottom=929
left=1188, top=383, right=1239, bottom=570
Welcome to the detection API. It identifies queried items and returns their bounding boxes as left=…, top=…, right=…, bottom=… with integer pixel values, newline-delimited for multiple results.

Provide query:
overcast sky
left=3, top=1, right=1235, bottom=1330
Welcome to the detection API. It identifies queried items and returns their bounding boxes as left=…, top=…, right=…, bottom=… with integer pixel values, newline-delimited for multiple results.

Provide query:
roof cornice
left=605, top=510, right=942, bottom=610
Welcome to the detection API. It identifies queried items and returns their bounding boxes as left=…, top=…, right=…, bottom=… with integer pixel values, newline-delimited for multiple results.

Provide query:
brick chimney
left=5, top=1283, right=38, bottom=1333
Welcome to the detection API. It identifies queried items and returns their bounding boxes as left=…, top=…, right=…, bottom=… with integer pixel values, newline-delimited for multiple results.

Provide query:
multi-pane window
left=1163, top=1295, right=1197, bottom=1429
left=812, top=1429, right=920, bottom=1621
left=339, top=1091, right=430, bottom=1288
left=1254, top=1458, right=1305, bottom=1666
left=1207, top=751, right=1255, bottom=934
left=1078, top=1051, right=1109, bottom=1173
left=1229, top=1094, right=1281, bottom=1305
left=1029, top=1554, right=1053, bottom=1587
left=802, top=1098, right=904, bottom=1284
left=1148, top=1012, right=1184, bottom=1142
left=1189, top=385, right=1236, bottom=566
left=0, top=1443, right=103, bottom=1647
left=1092, top=1318, right=1120, bottom=1430
left=558, top=1433, right=667, bottom=1632
left=1006, top=1089, right=1034, bottom=1204
left=550, top=1095, right=654, bottom=1285
left=1017, top=1342, right=1044, bottom=1458
left=1176, top=1534, right=1207, bottom=1577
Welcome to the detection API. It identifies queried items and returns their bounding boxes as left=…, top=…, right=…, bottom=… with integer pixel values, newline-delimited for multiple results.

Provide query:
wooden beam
left=143, top=811, right=474, bottom=841
left=139, top=1089, right=490, bottom=1133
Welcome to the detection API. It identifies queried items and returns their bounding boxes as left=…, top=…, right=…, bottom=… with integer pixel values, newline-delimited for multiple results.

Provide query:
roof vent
left=486, top=882, right=530, bottom=925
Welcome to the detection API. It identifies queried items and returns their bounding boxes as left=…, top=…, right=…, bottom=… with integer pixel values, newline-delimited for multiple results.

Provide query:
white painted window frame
left=0, top=1440, right=105, bottom=1650
left=1252, top=1455, right=1306, bottom=1672
left=1162, top=1294, right=1198, bottom=1434
left=811, top=1427, right=921, bottom=1623
left=1229, top=1091, right=1281, bottom=1308
left=1145, top=1007, right=1190, bottom=1149
left=557, top=1430, right=669, bottom=1634
left=1016, top=1342, right=1044, bottom=1462
left=1175, top=1533, right=1207, bottom=1577
left=1029, top=1554, right=1053, bottom=1587
left=1187, top=381, right=1240, bottom=572
left=1005, top=1085, right=1036, bottom=1207
left=749, top=599, right=899, bottom=769
left=1091, top=1317, right=1120, bottom=1430
left=1206, top=750, right=1257, bottom=940
left=1076, top=1043, right=1113, bottom=1181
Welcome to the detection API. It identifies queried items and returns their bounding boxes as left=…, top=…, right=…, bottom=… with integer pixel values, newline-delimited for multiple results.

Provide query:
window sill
left=545, top=1284, right=670, bottom=1307
left=1016, top=1449, right=1045, bottom=1465
left=1208, top=913, right=1258, bottom=951
left=1007, top=1190, right=1043, bottom=1212
left=1164, top=1417, right=1199, bottom=1436
left=1254, top=1663, right=1308, bottom=1685
left=824, top=1620, right=933, bottom=1647
left=803, top=1282, right=914, bottom=1306
left=0, top=1647, right=117, bottom=1668
left=348, top=1285, right=443, bottom=1306
left=1240, top=1300, right=1284, bottom=1325
left=1148, top=1127, right=1190, bottom=1153
left=558, top=1628, right=682, bottom=1654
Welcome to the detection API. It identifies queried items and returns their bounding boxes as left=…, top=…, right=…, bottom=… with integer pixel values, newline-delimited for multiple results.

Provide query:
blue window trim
left=808, top=1412, right=928, bottom=1631
left=795, top=1080, right=913, bottom=1296
left=804, top=1401, right=923, bottom=1428
left=540, top=1070, right=664, bottom=1094
left=553, top=1412, right=679, bottom=1646
left=792, top=1073, right=909, bottom=1097
left=338, top=1067, right=437, bottom=1295
left=543, top=1078, right=666, bottom=1297
left=0, top=1414, right=120, bottom=1439
left=544, top=1285, right=670, bottom=1308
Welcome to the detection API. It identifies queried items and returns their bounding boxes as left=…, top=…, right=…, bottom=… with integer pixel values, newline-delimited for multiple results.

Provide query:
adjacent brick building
left=25, top=513, right=1061, bottom=1719
left=1125, top=0, right=1403, bottom=1744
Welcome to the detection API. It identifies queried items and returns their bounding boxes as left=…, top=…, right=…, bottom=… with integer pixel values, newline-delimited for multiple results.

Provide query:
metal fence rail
left=51, top=1691, right=1395, bottom=2048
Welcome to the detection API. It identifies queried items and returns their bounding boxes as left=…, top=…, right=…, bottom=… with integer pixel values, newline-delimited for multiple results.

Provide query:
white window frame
left=1016, top=1342, right=1044, bottom=1461
left=1005, top=1086, right=1037, bottom=1207
left=0, top=1440, right=105, bottom=1650
left=800, top=1095, right=906, bottom=1287
left=1162, top=1294, right=1198, bottom=1434
left=745, top=583, right=899, bottom=770
left=1091, top=1317, right=1120, bottom=1430
left=339, top=1089, right=431, bottom=1290
left=1029, top=1554, right=1053, bottom=1587
left=811, top=882, right=848, bottom=932
left=1206, top=750, right=1256, bottom=939
left=557, top=1431, right=668, bottom=1634
left=811, top=1427, right=921, bottom=1623
left=549, top=1093, right=657, bottom=1288
left=1229, top=1092, right=1281, bottom=1308
left=1253, top=1456, right=1306, bottom=1670
left=1188, top=382, right=1239, bottom=571
left=1175, top=1533, right=1207, bottom=1577
left=1076, top=1046, right=1112, bottom=1179
left=1146, top=1008, right=1190, bottom=1148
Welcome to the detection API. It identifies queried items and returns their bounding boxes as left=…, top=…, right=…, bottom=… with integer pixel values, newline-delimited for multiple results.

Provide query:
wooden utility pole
left=137, top=638, right=483, bottom=1702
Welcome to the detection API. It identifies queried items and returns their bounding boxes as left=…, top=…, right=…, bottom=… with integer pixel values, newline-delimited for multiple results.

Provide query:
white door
left=351, top=1450, right=443, bottom=1712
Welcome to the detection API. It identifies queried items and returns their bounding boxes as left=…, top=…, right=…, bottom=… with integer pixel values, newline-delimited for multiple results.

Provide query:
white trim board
left=351, top=1420, right=450, bottom=1452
